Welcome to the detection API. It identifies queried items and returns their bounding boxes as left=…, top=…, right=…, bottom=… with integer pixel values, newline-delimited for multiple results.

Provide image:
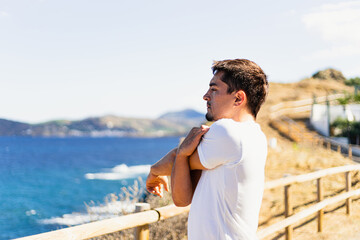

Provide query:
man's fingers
left=146, top=173, right=169, bottom=197
left=146, top=186, right=156, bottom=194
left=163, top=181, right=169, bottom=192
left=159, top=176, right=169, bottom=192
left=192, top=125, right=210, bottom=141
left=155, top=185, right=164, bottom=198
left=200, top=125, right=210, bottom=136
left=187, top=128, right=201, bottom=141
left=150, top=188, right=161, bottom=197
left=201, top=125, right=210, bottom=131
left=178, top=125, right=210, bottom=157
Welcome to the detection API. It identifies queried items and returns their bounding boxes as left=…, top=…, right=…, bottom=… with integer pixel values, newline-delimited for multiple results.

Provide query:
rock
left=312, top=68, right=346, bottom=82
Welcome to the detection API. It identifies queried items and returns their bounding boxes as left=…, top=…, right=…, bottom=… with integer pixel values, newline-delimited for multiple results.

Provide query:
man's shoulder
left=208, top=119, right=233, bottom=136
left=211, top=118, right=259, bottom=132
left=209, top=119, right=265, bottom=142
left=206, top=119, right=244, bottom=143
left=211, top=118, right=238, bottom=130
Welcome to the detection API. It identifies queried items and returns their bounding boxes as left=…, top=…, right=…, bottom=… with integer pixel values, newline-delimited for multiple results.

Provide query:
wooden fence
left=269, top=93, right=344, bottom=119
left=258, top=164, right=360, bottom=240
left=15, top=165, right=360, bottom=240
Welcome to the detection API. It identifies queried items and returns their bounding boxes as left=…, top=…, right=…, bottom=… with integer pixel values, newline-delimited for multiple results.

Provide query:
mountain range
left=0, top=109, right=206, bottom=137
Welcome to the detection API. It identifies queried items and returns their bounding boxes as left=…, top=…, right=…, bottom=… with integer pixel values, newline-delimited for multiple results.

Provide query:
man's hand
left=146, top=171, right=169, bottom=198
left=177, top=125, right=210, bottom=158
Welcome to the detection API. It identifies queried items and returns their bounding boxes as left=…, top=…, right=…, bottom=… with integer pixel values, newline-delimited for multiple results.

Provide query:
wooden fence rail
left=15, top=165, right=360, bottom=240
left=260, top=164, right=360, bottom=240
left=15, top=205, right=190, bottom=240
left=269, top=93, right=344, bottom=119
left=257, top=189, right=360, bottom=239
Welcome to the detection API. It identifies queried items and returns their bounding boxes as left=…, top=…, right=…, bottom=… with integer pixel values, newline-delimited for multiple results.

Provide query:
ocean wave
left=85, top=164, right=151, bottom=180
left=39, top=213, right=95, bottom=226
left=39, top=201, right=136, bottom=226
left=25, top=209, right=37, bottom=216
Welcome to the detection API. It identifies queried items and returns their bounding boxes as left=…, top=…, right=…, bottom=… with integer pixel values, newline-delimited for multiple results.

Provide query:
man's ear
left=234, top=90, right=246, bottom=106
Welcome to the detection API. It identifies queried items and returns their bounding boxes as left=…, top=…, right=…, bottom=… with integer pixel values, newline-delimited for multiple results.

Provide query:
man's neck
left=231, top=113, right=255, bottom=122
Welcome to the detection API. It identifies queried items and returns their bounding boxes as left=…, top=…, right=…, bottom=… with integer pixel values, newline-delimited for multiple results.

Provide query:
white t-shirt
left=187, top=118, right=267, bottom=240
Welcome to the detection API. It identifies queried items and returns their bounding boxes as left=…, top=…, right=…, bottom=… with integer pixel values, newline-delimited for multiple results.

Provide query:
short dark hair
left=212, top=59, right=268, bottom=118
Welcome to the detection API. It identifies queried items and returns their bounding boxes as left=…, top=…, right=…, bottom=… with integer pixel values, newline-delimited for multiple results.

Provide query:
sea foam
left=41, top=164, right=149, bottom=226
left=39, top=200, right=136, bottom=226
left=85, top=164, right=151, bottom=180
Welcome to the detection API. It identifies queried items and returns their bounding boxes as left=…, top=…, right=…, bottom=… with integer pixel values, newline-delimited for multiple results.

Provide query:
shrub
left=331, top=117, right=360, bottom=144
left=345, top=77, right=360, bottom=86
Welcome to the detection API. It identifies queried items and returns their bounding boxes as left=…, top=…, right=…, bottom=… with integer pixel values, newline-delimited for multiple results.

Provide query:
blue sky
left=1, top=0, right=360, bottom=123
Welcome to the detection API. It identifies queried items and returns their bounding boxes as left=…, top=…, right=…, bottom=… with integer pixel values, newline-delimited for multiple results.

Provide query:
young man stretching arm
left=146, top=59, right=268, bottom=240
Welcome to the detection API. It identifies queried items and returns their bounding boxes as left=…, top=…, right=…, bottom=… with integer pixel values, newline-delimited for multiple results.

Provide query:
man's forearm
left=146, top=146, right=201, bottom=197
left=150, top=148, right=177, bottom=176
left=171, top=153, right=193, bottom=207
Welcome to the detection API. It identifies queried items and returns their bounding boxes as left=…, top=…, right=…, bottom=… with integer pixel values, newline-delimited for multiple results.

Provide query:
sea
left=0, top=136, right=181, bottom=240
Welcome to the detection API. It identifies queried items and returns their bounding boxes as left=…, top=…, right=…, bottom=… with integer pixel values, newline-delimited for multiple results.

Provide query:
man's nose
left=203, top=91, right=210, bottom=101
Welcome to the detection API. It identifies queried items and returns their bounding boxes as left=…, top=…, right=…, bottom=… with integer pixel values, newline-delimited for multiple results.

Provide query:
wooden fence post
left=284, top=184, right=293, bottom=240
left=288, top=123, right=292, bottom=140
left=134, top=203, right=151, bottom=240
left=337, top=145, right=341, bottom=153
left=348, top=145, right=352, bottom=159
left=327, top=141, right=331, bottom=151
left=317, top=137, right=321, bottom=146
left=317, top=178, right=323, bottom=232
left=345, top=172, right=352, bottom=215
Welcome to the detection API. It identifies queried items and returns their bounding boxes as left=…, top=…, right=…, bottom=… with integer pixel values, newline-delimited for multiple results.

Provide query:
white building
left=310, top=104, right=360, bottom=137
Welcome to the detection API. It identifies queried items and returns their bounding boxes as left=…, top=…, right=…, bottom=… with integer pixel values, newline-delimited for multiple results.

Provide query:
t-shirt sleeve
left=197, top=120, right=243, bottom=169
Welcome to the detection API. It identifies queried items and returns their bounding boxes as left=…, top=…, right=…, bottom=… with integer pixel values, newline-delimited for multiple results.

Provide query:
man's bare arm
left=171, top=126, right=209, bottom=206
left=146, top=129, right=209, bottom=198
left=150, top=148, right=177, bottom=176
left=146, top=147, right=201, bottom=197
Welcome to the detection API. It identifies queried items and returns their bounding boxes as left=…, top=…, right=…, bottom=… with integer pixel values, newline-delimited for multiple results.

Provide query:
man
left=146, top=59, right=268, bottom=239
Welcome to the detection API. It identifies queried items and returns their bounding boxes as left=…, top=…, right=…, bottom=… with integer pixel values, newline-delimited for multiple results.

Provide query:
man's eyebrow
left=209, top=83, right=218, bottom=87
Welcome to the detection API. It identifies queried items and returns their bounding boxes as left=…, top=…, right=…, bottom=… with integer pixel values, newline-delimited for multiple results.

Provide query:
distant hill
left=158, top=109, right=205, bottom=127
left=0, top=119, right=31, bottom=136
left=0, top=109, right=205, bottom=137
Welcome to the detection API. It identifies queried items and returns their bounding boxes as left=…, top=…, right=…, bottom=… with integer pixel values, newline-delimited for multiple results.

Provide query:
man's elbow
left=172, top=195, right=192, bottom=207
